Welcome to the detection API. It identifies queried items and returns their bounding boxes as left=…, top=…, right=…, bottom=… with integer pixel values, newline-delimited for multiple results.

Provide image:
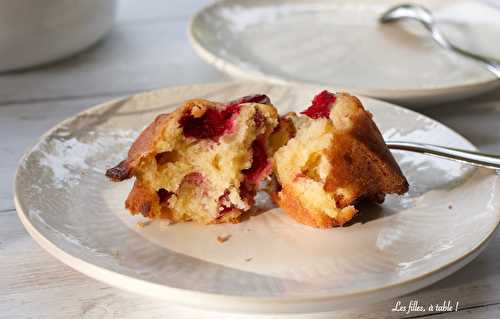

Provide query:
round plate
left=189, top=0, right=500, bottom=106
left=15, top=83, right=500, bottom=314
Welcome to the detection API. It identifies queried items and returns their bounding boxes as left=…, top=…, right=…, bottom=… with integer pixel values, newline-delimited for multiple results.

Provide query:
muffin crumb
left=217, top=234, right=232, bottom=243
left=137, top=220, right=151, bottom=228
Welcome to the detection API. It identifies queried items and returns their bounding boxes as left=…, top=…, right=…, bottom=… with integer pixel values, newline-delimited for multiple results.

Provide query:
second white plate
left=189, top=0, right=500, bottom=105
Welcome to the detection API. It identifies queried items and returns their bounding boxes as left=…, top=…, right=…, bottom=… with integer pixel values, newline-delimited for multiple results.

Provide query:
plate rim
left=188, top=0, right=500, bottom=102
left=13, top=82, right=500, bottom=313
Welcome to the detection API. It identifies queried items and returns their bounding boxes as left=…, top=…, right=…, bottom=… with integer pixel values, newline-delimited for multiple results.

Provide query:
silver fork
left=379, top=3, right=500, bottom=78
left=387, top=141, right=500, bottom=170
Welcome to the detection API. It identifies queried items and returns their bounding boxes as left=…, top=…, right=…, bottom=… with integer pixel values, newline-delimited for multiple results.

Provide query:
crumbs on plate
left=137, top=220, right=152, bottom=228
left=217, top=234, right=231, bottom=243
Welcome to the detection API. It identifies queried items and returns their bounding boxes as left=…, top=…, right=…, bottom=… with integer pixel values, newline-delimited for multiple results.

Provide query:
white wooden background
left=1, top=1, right=500, bottom=318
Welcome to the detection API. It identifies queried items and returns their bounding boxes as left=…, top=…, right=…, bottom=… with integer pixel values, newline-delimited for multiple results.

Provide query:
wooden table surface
left=1, top=1, right=500, bottom=318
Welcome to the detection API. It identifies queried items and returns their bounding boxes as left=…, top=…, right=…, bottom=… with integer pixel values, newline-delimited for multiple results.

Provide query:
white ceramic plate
left=189, top=0, right=500, bottom=106
left=15, top=83, right=500, bottom=314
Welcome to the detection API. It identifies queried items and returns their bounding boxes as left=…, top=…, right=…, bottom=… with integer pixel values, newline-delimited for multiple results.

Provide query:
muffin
left=106, top=95, right=279, bottom=224
left=272, top=91, right=409, bottom=228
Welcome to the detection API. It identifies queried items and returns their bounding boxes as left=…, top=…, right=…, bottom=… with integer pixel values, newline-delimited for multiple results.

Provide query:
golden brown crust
left=325, top=132, right=407, bottom=206
left=325, top=94, right=408, bottom=206
left=105, top=114, right=169, bottom=181
left=105, top=99, right=218, bottom=182
left=125, top=179, right=244, bottom=223
left=109, top=92, right=407, bottom=228
left=107, top=99, right=224, bottom=221
left=277, top=186, right=358, bottom=228
left=107, top=96, right=279, bottom=224
left=125, top=180, right=157, bottom=218
left=278, top=186, right=335, bottom=228
left=274, top=92, right=408, bottom=228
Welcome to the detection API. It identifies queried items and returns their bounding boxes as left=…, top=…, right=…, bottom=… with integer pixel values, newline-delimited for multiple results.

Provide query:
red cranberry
left=179, top=94, right=271, bottom=140
left=301, top=90, right=336, bottom=119
left=239, top=181, right=255, bottom=204
left=179, top=107, right=238, bottom=139
left=243, top=138, right=272, bottom=184
left=157, top=188, right=173, bottom=206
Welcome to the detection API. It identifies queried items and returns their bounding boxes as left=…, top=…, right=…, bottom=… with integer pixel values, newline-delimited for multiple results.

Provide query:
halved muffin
left=106, top=95, right=278, bottom=224
left=272, top=91, right=409, bottom=228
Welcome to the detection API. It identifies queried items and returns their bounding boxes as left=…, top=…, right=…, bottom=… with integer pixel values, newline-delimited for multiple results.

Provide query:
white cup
left=0, top=0, right=117, bottom=72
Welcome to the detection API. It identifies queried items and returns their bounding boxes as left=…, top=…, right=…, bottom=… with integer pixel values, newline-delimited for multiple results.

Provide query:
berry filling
left=157, top=188, right=173, bottom=207
left=177, top=94, right=273, bottom=220
left=301, top=90, right=336, bottom=119
left=179, top=107, right=239, bottom=140
left=239, top=181, right=255, bottom=204
left=243, top=137, right=272, bottom=185
left=179, top=94, right=271, bottom=140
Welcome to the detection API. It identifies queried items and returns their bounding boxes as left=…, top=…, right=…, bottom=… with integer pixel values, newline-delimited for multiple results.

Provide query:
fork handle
left=430, top=28, right=500, bottom=78
left=387, top=141, right=500, bottom=170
